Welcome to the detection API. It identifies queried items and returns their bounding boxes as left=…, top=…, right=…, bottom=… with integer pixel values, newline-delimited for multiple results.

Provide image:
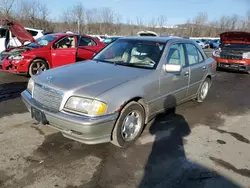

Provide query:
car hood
left=2, top=19, right=37, bottom=44
left=220, top=32, right=250, bottom=44
left=34, top=60, right=151, bottom=98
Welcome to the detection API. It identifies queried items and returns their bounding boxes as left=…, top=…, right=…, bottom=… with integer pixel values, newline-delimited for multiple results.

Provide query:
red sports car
left=0, top=19, right=105, bottom=76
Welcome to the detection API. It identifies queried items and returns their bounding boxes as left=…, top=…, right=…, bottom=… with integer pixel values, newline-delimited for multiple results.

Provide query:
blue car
left=210, top=39, right=221, bottom=49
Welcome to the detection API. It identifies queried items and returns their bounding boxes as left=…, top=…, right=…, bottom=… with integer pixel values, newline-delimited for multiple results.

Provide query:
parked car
left=203, top=40, right=211, bottom=48
left=0, top=25, right=44, bottom=52
left=0, top=19, right=105, bottom=76
left=195, top=40, right=205, bottom=49
left=213, top=31, right=250, bottom=74
left=21, top=36, right=216, bottom=148
left=137, top=31, right=159, bottom=36
left=102, top=36, right=122, bottom=45
left=210, top=39, right=221, bottom=49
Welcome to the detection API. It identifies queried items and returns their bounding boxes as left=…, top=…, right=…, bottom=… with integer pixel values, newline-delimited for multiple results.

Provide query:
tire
left=111, top=101, right=145, bottom=148
left=197, top=78, right=211, bottom=103
left=28, top=59, right=48, bottom=77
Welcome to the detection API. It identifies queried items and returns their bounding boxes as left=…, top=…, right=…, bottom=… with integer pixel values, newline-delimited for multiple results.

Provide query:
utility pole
left=77, top=19, right=80, bottom=34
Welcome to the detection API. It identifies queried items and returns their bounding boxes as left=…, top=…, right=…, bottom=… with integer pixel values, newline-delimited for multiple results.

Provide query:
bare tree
left=136, top=16, right=144, bottom=27
left=0, top=0, right=16, bottom=17
left=157, top=15, right=167, bottom=35
left=15, top=0, right=51, bottom=31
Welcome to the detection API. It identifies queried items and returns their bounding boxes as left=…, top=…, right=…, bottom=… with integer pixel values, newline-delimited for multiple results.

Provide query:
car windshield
left=103, top=38, right=114, bottom=44
left=93, top=39, right=166, bottom=69
left=27, top=35, right=59, bottom=48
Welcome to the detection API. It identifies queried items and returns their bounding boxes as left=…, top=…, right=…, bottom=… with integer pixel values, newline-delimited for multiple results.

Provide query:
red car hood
left=220, top=32, right=250, bottom=44
left=2, top=19, right=37, bottom=44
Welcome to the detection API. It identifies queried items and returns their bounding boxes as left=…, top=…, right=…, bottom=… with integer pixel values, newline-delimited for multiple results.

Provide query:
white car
left=0, top=26, right=44, bottom=52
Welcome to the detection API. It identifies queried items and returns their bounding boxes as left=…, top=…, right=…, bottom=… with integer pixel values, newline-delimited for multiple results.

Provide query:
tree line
left=1, top=0, right=250, bottom=37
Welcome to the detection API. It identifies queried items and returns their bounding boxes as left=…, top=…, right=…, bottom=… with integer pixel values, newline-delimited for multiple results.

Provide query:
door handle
left=202, top=66, right=207, bottom=71
left=184, top=71, right=189, bottom=76
left=52, top=53, right=56, bottom=56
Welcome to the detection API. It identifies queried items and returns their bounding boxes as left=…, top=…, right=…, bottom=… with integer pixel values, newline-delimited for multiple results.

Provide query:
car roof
left=118, top=36, right=193, bottom=43
left=48, top=33, right=95, bottom=38
left=49, top=33, right=78, bottom=37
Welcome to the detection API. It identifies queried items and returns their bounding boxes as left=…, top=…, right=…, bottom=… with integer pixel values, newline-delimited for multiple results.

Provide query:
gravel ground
left=1, top=50, right=250, bottom=188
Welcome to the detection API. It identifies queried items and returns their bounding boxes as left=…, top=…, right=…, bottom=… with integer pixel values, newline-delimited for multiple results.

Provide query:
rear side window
left=79, top=37, right=96, bottom=46
left=197, top=49, right=204, bottom=62
left=0, top=28, right=7, bottom=38
left=185, top=43, right=204, bottom=65
left=27, top=29, right=38, bottom=37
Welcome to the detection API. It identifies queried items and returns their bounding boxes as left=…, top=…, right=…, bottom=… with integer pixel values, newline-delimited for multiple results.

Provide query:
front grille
left=33, top=84, right=63, bottom=110
left=220, top=54, right=242, bottom=60
left=220, top=49, right=243, bottom=60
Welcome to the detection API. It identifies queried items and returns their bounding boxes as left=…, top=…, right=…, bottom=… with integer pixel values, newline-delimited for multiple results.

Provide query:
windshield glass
left=27, top=35, right=59, bottom=48
left=93, top=39, right=165, bottom=69
left=222, top=43, right=250, bottom=48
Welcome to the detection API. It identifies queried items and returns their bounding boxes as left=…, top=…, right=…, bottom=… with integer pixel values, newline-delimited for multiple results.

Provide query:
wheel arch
left=116, top=97, right=150, bottom=124
left=30, top=57, right=50, bottom=69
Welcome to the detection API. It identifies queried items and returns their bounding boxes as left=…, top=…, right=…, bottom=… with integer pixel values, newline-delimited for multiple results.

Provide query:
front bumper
left=217, top=62, right=250, bottom=72
left=1, top=59, right=29, bottom=74
left=21, top=90, right=119, bottom=144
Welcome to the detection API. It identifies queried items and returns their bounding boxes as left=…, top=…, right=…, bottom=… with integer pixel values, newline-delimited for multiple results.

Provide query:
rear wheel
left=28, top=59, right=48, bottom=76
left=111, top=101, right=145, bottom=148
left=197, top=78, right=210, bottom=103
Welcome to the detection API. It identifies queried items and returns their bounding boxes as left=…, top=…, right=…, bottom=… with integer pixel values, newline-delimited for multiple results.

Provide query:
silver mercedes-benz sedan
left=21, top=37, right=217, bottom=148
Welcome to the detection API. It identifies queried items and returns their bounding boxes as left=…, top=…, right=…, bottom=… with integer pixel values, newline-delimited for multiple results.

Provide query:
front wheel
left=197, top=78, right=210, bottom=103
left=28, top=59, right=48, bottom=77
left=111, top=101, right=145, bottom=148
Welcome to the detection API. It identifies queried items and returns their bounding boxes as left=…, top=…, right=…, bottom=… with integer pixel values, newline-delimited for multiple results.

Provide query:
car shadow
left=0, top=82, right=27, bottom=102
left=139, top=96, right=241, bottom=188
left=0, top=81, right=28, bottom=118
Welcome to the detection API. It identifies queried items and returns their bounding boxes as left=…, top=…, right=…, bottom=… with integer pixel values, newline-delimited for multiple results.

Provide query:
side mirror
left=163, top=64, right=182, bottom=72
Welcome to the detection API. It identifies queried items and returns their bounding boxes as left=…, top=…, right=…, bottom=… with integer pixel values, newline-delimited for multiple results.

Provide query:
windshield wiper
left=112, top=62, right=138, bottom=67
left=93, top=59, right=114, bottom=64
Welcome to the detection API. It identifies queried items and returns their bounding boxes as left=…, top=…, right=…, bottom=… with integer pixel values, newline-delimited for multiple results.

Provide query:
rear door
left=51, top=36, right=77, bottom=67
left=185, top=43, right=207, bottom=97
left=76, top=36, right=100, bottom=61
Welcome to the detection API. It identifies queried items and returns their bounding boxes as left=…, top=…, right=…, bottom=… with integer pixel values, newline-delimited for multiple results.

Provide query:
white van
left=0, top=26, right=44, bottom=52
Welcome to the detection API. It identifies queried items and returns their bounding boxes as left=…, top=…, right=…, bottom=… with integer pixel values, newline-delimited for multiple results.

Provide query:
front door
left=185, top=43, right=208, bottom=97
left=159, top=43, right=190, bottom=110
left=51, top=36, right=77, bottom=68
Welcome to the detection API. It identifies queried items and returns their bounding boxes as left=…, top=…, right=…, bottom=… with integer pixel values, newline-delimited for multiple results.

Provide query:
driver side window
left=55, top=36, right=76, bottom=49
left=166, top=44, right=185, bottom=67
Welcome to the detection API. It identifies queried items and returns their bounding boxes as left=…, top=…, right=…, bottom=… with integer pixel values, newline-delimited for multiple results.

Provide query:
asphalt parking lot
left=1, top=49, right=250, bottom=188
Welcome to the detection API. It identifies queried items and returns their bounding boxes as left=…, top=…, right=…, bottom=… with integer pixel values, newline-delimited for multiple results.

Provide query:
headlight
left=8, top=54, right=24, bottom=60
left=242, top=52, right=250, bottom=59
left=64, top=97, right=107, bottom=116
left=27, top=78, right=34, bottom=94
left=212, top=50, right=220, bottom=57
